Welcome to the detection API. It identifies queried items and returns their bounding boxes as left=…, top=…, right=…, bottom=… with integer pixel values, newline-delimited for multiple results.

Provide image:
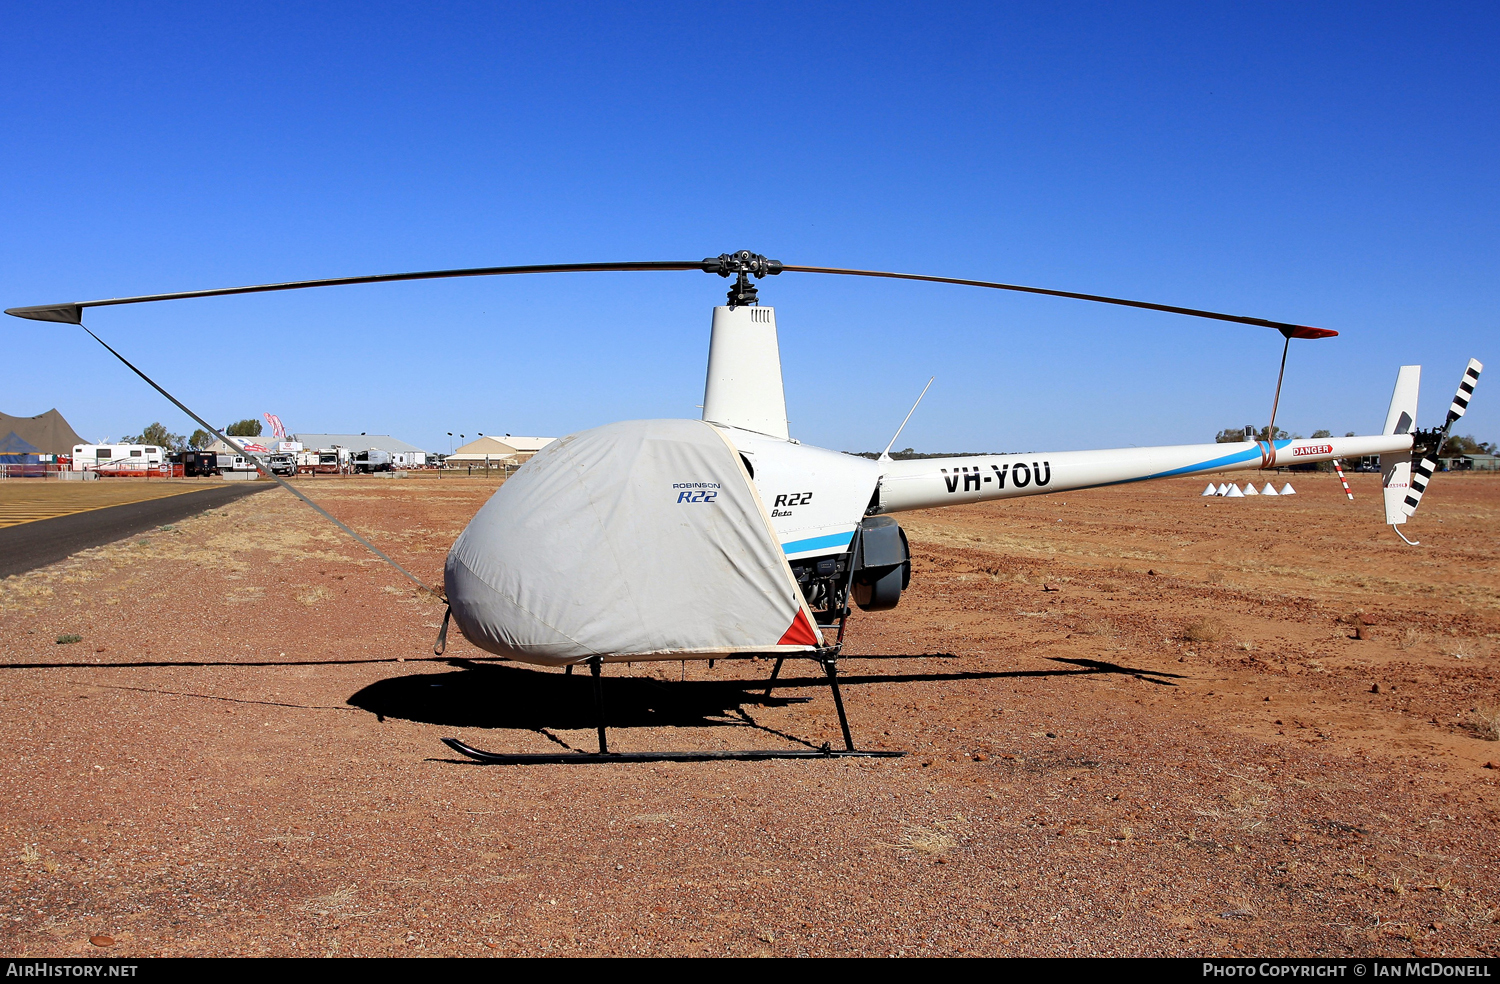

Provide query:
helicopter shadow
left=345, top=655, right=1185, bottom=739
left=347, top=660, right=800, bottom=735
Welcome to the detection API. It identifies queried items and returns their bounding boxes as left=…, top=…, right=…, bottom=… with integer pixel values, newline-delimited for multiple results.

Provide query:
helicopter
left=6, top=251, right=1482, bottom=763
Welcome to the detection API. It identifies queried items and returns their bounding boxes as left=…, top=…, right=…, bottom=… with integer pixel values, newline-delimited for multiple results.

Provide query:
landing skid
left=442, top=737, right=900, bottom=765
left=441, top=653, right=905, bottom=765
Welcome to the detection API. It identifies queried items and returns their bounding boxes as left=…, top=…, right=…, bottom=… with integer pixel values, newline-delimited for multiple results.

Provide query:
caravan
left=71, top=443, right=165, bottom=472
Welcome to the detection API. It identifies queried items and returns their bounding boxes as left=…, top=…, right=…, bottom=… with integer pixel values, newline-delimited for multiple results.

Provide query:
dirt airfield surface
left=1, top=471, right=1497, bottom=957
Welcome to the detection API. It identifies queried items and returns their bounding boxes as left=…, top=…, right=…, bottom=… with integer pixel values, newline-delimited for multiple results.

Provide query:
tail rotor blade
left=1402, top=358, right=1483, bottom=517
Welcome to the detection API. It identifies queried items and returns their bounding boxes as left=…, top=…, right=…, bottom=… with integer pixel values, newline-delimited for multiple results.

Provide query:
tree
left=225, top=419, right=262, bottom=437
left=1444, top=434, right=1497, bottom=455
left=188, top=428, right=213, bottom=449
left=123, top=422, right=185, bottom=449
left=1216, top=425, right=1287, bottom=443
left=1311, top=429, right=1332, bottom=439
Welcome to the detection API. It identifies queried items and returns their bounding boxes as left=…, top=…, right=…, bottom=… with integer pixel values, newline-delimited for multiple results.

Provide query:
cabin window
left=130, top=449, right=143, bottom=457
left=96, top=449, right=111, bottom=459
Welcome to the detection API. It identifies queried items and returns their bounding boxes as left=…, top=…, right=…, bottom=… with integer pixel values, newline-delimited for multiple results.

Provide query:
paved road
left=0, top=482, right=273, bottom=579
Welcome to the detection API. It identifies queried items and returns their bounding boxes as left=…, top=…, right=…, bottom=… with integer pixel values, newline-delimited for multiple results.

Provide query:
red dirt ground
left=1, top=471, right=1496, bottom=957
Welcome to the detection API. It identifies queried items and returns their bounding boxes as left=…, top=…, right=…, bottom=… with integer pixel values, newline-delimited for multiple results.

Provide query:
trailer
left=71, top=444, right=166, bottom=475
left=353, top=449, right=391, bottom=473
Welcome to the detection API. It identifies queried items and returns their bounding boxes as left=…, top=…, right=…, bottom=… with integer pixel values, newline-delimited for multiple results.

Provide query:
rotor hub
left=702, top=251, right=783, bottom=308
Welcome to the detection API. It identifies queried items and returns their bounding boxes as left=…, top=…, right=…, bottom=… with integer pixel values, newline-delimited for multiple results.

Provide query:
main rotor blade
left=7, top=251, right=1338, bottom=339
left=4, top=260, right=705, bottom=324
left=779, top=264, right=1337, bottom=339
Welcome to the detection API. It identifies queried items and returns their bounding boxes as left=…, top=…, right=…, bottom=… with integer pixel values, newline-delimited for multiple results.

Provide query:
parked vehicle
left=176, top=450, right=220, bottom=477
left=216, top=453, right=256, bottom=472
left=268, top=453, right=297, bottom=476
left=354, top=449, right=391, bottom=473
left=71, top=443, right=165, bottom=471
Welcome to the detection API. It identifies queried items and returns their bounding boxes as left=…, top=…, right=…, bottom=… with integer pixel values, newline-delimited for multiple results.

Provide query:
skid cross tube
left=590, top=657, right=607, bottom=754
left=762, top=657, right=785, bottom=698
left=820, top=658, right=856, bottom=752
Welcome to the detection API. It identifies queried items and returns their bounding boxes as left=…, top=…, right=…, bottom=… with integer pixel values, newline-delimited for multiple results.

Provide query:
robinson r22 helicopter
left=7, top=251, right=1482, bottom=763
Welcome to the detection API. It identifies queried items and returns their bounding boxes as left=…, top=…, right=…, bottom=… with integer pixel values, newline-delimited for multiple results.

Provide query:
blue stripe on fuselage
left=1094, top=441, right=1289, bottom=489
left=780, top=532, right=855, bottom=555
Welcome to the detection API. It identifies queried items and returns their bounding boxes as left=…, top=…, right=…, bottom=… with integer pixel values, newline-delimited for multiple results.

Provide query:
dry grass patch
left=1077, top=617, right=1118, bottom=638
left=1463, top=704, right=1500, bottom=741
left=1443, top=641, right=1479, bottom=661
left=1183, top=619, right=1225, bottom=644
left=898, top=825, right=957, bottom=856
left=302, top=885, right=360, bottom=916
left=295, top=586, right=334, bottom=605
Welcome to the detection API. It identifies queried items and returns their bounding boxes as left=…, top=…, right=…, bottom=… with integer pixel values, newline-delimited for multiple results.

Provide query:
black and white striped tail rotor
left=1403, top=358, right=1483, bottom=516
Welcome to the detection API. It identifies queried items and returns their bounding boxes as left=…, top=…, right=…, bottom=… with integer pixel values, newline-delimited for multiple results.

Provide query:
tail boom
left=875, top=434, right=1410, bottom=513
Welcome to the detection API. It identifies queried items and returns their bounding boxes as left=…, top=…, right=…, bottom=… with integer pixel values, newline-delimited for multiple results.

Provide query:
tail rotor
left=1403, top=358, right=1483, bottom=518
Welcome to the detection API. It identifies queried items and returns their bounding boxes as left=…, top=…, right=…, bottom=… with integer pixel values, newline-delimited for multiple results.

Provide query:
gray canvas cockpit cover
left=445, top=418, right=820, bottom=665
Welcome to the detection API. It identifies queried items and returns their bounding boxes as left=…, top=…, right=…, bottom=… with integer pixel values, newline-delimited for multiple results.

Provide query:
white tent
left=445, top=419, right=821, bottom=665
left=1280, top=483, right=1297, bottom=495
left=1226, top=483, right=1245, bottom=497
left=1201, top=482, right=1217, bottom=496
left=1262, top=483, right=1279, bottom=495
left=1216, top=483, right=1230, bottom=496
left=447, top=436, right=521, bottom=463
left=1243, top=483, right=1259, bottom=495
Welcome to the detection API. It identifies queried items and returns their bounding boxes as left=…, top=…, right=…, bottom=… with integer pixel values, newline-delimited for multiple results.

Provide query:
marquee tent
left=446, top=436, right=521, bottom=463
left=0, top=409, right=84, bottom=455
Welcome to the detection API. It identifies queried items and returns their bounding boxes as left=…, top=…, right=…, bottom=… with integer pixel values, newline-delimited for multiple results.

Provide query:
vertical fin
left=1380, top=365, right=1421, bottom=526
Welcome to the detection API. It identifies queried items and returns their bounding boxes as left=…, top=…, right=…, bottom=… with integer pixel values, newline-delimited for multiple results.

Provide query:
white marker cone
left=1280, top=483, right=1296, bottom=495
left=1262, top=483, right=1278, bottom=495
left=1202, top=483, right=1217, bottom=496
left=1216, top=483, right=1230, bottom=496
left=1226, top=483, right=1245, bottom=497
left=1243, top=483, right=1259, bottom=495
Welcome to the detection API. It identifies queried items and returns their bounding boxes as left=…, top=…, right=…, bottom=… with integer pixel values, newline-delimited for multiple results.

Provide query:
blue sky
left=3, top=2, right=1494, bottom=453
